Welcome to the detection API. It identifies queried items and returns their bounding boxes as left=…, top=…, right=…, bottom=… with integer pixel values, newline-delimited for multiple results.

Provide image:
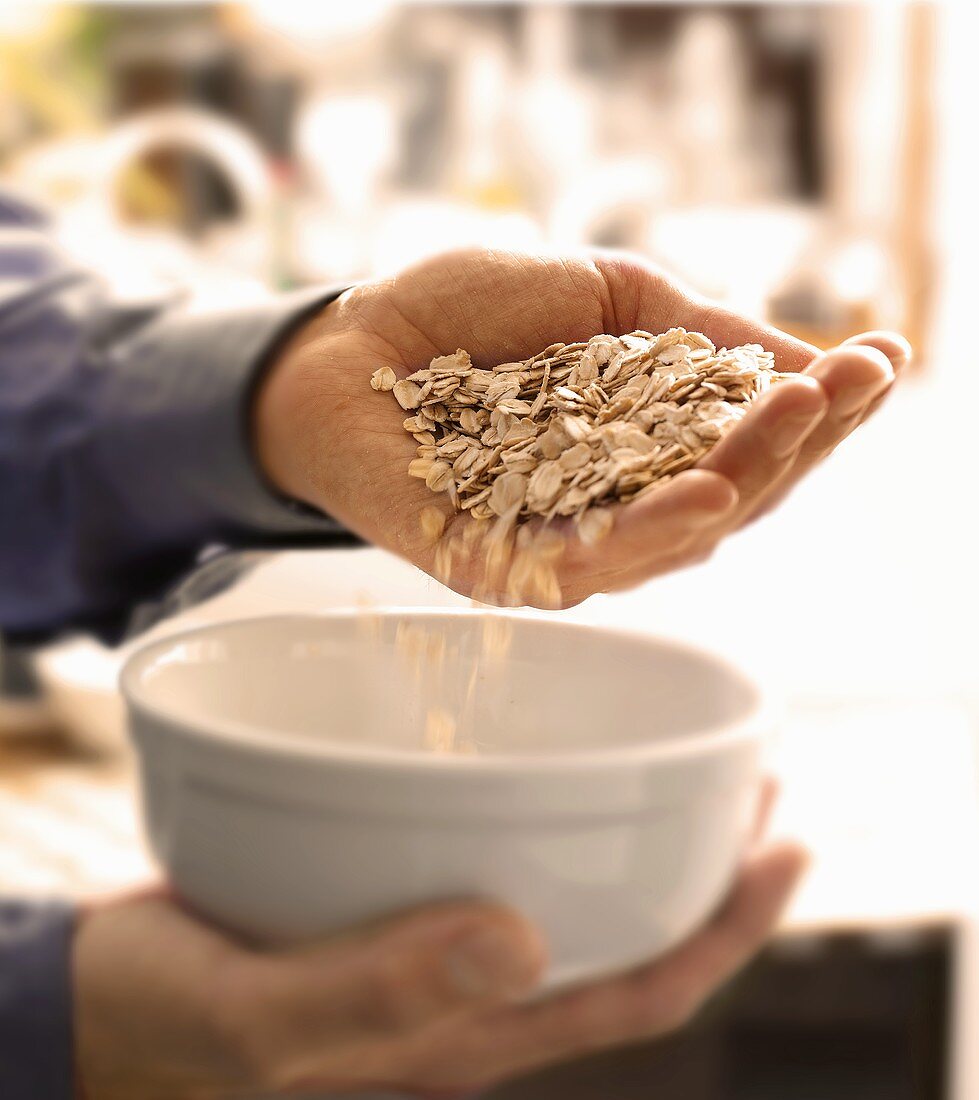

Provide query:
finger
left=746, top=344, right=892, bottom=518
left=299, top=902, right=545, bottom=1028
left=807, top=343, right=895, bottom=423
left=841, top=329, right=913, bottom=371
left=590, top=520, right=731, bottom=597
left=840, top=330, right=912, bottom=419
left=694, top=376, right=827, bottom=522
left=610, top=470, right=739, bottom=546
left=563, top=379, right=820, bottom=597
left=240, top=901, right=546, bottom=1080
left=471, top=470, right=737, bottom=607
left=595, top=254, right=819, bottom=374
left=554, top=470, right=739, bottom=604
left=668, top=297, right=819, bottom=375
left=570, top=841, right=809, bottom=1046
left=593, top=381, right=825, bottom=593
left=752, top=776, right=780, bottom=844
left=458, top=842, right=808, bottom=1084
left=742, top=340, right=899, bottom=525
left=594, top=541, right=718, bottom=597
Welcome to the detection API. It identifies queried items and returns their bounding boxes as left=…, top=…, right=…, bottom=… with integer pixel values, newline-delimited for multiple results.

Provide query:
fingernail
left=877, top=338, right=912, bottom=372
left=771, top=410, right=823, bottom=459
left=446, top=926, right=537, bottom=999
left=891, top=339, right=913, bottom=370
left=844, top=333, right=913, bottom=371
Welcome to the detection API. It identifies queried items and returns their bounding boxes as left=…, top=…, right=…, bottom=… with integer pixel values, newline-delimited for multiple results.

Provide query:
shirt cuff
left=0, top=900, right=75, bottom=1099
left=103, top=284, right=350, bottom=540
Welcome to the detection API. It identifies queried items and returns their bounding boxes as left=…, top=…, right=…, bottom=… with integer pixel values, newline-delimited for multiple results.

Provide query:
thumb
left=252, top=901, right=547, bottom=1043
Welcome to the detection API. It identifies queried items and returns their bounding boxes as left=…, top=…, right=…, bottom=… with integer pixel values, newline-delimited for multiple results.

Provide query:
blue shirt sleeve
left=0, top=191, right=353, bottom=641
left=0, top=196, right=357, bottom=1094
left=0, top=900, right=75, bottom=1099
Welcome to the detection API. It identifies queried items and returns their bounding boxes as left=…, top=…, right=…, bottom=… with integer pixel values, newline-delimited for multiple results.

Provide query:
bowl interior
left=124, top=611, right=759, bottom=758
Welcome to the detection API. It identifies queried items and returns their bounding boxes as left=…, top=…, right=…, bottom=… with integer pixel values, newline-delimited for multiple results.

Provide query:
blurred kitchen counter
left=0, top=729, right=150, bottom=894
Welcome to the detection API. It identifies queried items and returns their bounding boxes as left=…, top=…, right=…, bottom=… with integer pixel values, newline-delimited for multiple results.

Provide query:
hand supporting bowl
left=121, top=609, right=769, bottom=989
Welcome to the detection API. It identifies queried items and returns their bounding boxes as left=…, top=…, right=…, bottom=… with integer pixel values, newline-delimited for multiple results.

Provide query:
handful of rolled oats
left=371, top=327, right=788, bottom=548
left=368, top=327, right=788, bottom=750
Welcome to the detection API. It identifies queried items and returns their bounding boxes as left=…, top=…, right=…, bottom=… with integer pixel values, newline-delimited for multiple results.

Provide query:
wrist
left=253, top=296, right=346, bottom=509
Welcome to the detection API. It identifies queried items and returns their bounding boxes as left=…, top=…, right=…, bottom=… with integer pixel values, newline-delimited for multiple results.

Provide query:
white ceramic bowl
left=32, top=547, right=467, bottom=754
left=121, top=610, right=769, bottom=988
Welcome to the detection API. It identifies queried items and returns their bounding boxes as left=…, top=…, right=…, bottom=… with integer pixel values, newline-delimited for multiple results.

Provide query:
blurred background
left=1, top=3, right=977, bottom=1099
left=0, top=1, right=941, bottom=346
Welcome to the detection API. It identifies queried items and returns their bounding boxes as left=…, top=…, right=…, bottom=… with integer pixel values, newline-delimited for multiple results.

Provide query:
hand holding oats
left=257, top=248, right=910, bottom=606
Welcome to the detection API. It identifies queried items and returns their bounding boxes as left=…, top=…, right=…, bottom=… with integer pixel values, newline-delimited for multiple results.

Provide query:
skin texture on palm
left=256, top=249, right=909, bottom=607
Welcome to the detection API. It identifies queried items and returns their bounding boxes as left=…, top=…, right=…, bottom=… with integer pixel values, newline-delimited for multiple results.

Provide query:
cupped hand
left=74, top=785, right=806, bottom=1098
left=256, top=249, right=910, bottom=606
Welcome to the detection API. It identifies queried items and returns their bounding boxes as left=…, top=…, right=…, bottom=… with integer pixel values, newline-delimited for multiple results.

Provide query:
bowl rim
left=119, top=608, right=772, bottom=774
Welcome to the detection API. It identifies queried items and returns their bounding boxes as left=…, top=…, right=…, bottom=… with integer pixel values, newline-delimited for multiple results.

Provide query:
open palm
left=257, top=248, right=908, bottom=605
